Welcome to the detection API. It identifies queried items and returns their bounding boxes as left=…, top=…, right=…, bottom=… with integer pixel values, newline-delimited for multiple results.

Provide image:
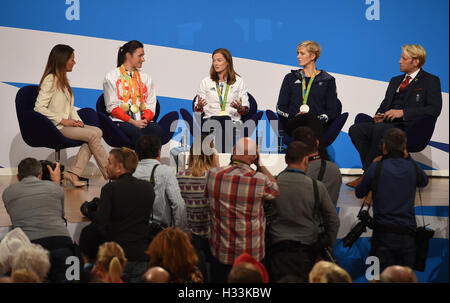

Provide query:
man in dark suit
left=347, top=44, right=442, bottom=187
left=81, top=147, right=155, bottom=282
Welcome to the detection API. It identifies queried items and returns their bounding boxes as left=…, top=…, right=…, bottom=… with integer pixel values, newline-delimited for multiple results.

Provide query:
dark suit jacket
left=92, top=173, right=155, bottom=262
left=376, top=69, right=442, bottom=122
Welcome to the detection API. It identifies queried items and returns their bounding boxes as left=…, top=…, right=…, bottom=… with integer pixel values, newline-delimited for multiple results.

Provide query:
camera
left=40, top=160, right=64, bottom=181
left=342, top=209, right=374, bottom=248
left=80, top=198, right=100, bottom=220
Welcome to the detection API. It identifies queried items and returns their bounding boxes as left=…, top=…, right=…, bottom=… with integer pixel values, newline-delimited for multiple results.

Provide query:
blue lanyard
left=284, top=168, right=305, bottom=175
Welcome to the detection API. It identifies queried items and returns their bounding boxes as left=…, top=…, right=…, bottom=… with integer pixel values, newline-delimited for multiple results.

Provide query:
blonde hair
left=96, top=242, right=127, bottom=283
left=402, top=44, right=426, bottom=68
left=11, top=269, right=41, bottom=283
left=297, top=41, right=321, bottom=62
left=319, top=265, right=352, bottom=283
left=308, top=261, right=334, bottom=283
left=187, top=135, right=216, bottom=177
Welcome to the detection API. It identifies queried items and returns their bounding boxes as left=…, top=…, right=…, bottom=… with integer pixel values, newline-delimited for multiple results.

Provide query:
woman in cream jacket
left=34, top=44, right=108, bottom=186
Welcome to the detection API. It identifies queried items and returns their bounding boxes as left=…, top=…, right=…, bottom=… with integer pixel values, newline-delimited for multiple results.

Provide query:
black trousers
left=266, top=243, right=316, bottom=283
left=348, top=121, right=404, bottom=171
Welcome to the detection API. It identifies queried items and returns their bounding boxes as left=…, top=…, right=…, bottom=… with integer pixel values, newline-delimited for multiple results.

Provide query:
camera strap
left=312, top=179, right=326, bottom=237
left=318, top=159, right=326, bottom=182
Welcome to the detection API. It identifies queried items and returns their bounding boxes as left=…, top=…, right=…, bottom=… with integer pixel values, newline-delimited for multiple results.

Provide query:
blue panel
left=415, top=206, right=449, bottom=218
left=429, top=141, right=449, bottom=153
left=1, top=0, right=448, bottom=91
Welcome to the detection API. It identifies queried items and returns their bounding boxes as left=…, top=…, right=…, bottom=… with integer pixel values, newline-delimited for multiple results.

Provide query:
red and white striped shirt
left=206, top=162, right=279, bottom=265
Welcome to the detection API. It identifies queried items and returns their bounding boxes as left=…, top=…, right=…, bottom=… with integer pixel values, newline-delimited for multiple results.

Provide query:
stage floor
left=0, top=175, right=448, bottom=227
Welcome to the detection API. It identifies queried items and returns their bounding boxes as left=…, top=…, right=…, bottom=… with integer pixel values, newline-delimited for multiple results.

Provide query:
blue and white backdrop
left=0, top=0, right=448, bottom=282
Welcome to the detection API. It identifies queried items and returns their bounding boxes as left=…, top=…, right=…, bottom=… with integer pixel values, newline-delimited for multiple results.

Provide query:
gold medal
left=120, top=102, right=130, bottom=112
left=131, top=104, right=139, bottom=114
left=300, top=104, right=310, bottom=113
left=219, top=110, right=229, bottom=116
left=139, top=103, right=146, bottom=111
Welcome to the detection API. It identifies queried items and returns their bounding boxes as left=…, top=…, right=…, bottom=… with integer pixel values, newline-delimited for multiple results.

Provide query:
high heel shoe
left=63, top=172, right=87, bottom=187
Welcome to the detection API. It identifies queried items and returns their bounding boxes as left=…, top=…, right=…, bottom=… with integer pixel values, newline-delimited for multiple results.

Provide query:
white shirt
left=196, top=75, right=249, bottom=121
left=103, top=67, right=157, bottom=122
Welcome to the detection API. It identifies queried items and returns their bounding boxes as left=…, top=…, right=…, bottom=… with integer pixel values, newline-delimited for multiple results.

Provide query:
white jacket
left=196, top=75, right=249, bottom=121
left=103, top=67, right=157, bottom=122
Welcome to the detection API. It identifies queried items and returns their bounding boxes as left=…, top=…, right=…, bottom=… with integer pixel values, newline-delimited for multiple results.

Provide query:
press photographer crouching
left=355, top=128, right=428, bottom=272
left=266, top=141, right=340, bottom=282
left=79, top=147, right=155, bottom=283
left=2, top=158, right=80, bottom=282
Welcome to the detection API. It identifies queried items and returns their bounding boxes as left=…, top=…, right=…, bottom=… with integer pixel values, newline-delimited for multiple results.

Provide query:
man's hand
left=129, top=119, right=148, bottom=129
left=373, top=113, right=385, bottom=124
left=48, top=162, right=61, bottom=184
left=384, top=109, right=404, bottom=122
left=253, top=149, right=261, bottom=170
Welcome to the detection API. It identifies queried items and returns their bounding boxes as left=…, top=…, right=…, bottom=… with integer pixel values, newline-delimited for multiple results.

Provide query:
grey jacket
left=2, top=176, right=69, bottom=240
left=269, top=169, right=340, bottom=249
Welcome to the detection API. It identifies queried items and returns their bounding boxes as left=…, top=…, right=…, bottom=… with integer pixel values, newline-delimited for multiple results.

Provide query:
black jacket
left=92, top=173, right=155, bottom=262
left=276, top=69, right=342, bottom=121
left=376, top=69, right=442, bottom=122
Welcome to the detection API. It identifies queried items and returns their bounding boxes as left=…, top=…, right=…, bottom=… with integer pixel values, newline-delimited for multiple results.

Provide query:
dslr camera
left=40, top=160, right=64, bottom=181
left=80, top=197, right=100, bottom=220
left=342, top=208, right=374, bottom=248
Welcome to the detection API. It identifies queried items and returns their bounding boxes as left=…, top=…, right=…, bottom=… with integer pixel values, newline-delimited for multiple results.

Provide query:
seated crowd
left=0, top=125, right=426, bottom=283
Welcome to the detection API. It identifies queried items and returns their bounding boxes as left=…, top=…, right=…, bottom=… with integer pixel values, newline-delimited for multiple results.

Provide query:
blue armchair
left=15, top=85, right=100, bottom=161
left=96, top=94, right=179, bottom=147
left=354, top=113, right=437, bottom=153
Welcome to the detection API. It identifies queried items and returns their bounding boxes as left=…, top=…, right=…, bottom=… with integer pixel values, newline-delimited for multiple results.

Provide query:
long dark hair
left=117, top=40, right=144, bottom=67
left=39, top=44, right=74, bottom=97
left=209, top=48, right=239, bottom=85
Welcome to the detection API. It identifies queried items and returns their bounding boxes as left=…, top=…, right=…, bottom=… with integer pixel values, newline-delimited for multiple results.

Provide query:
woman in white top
left=34, top=44, right=108, bottom=186
left=103, top=40, right=163, bottom=147
left=195, top=48, right=249, bottom=152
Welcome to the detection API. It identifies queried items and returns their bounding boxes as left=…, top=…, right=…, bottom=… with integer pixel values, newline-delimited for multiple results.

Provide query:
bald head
left=380, top=266, right=417, bottom=283
left=142, top=266, right=170, bottom=283
left=228, top=262, right=263, bottom=283
left=232, top=138, right=258, bottom=165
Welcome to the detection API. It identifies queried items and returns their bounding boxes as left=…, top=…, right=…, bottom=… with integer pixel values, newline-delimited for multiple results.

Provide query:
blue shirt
left=355, top=157, right=428, bottom=230
left=133, top=159, right=187, bottom=230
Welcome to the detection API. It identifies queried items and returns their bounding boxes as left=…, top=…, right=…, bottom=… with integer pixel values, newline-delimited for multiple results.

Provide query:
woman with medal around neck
left=195, top=48, right=250, bottom=153
left=103, top=40, right=163, bottom=147
left=34, top=44, right=109, bottom=186
left=276, top=41, right=342, bottom=159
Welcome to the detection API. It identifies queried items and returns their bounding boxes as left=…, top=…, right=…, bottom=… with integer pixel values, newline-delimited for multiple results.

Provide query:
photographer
left=80, top=147, right=155, bottom=283
left=267, top=142, right=339, bottom=283
left=355, top=128, right=428, bottom=272
left=2, top=157, right=76, bottom=282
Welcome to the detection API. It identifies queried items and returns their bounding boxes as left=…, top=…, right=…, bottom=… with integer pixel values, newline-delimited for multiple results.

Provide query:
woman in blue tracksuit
left=276, top=41, right=342, bottom=158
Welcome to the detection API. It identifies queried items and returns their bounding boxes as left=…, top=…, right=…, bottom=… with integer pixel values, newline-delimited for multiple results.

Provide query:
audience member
left=267, top=141, right=339, bottom=283
left=146, top=227, right=203, bottom=283
left=177, top=134, right=219, bottom=281
left=0, top=228, right=31, bottom=276
left=378, top=265, right=418, bottom=283
left=92, top=241, right=127, bottom=283
left=309, top=261, right=352, bottom=283
left=133, top=135, right=187, bottom=232
left=141, top=266, right=170, bottom=283
left=11, top=269, right=41, bottom=283
left=206, top=137, right=279, bottom=283
left=78, top=224, right=105, bottom=272
left=356, top=128, right=428, bottom=271
left=11, top=244, right=51, bottom=283
left=292, top=126, right=342, bottom=206
left=2, top=158, right=79, bottom=282
left=228, top=253, right=269, bottom=283
left=81, top=147, right=155, bottom=283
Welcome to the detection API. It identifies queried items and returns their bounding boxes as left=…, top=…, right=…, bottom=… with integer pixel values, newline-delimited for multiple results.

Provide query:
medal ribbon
left=301, top=69, right=318, bottom=106
left=216, top=82, right=230, bottom=112
left=119, top=65, right=144, bottom=109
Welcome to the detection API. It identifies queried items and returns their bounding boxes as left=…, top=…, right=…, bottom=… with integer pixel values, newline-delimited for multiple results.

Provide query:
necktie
left=399, top=75, right=411, bottom=92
